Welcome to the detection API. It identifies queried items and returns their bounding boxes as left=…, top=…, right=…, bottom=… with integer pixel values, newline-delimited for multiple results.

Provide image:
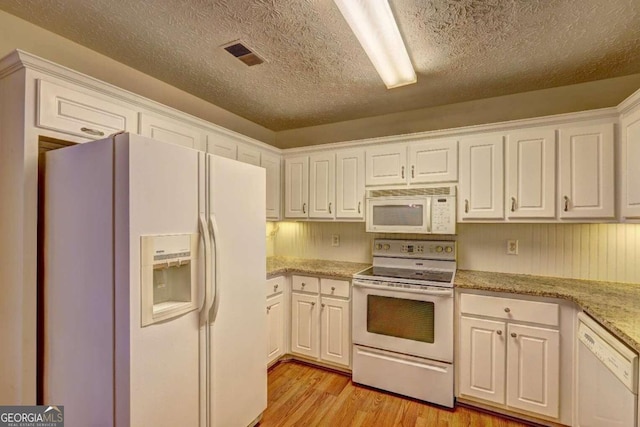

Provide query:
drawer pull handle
left=504, top=307, right=510, bottom=313
left=464, top=199, right=469, bottom=213
left=266, top=306, right=271, bottom=313
left=273, top=284, right=279, bottom=292
left=564, top=195, right=569, bottom=212
left=411, top=165, right=415, bottom=178
left=329, top=202, right=332, bottom=214
left=401, top=166, right=405, bottom=179
left=358, top=201, right=361, bottom=214
left=81, top=127, right=105, bottom=137
left=303, top=203, right=306, bottom=214
left=496, top=330, right=502, bottom=336
left=511, top=197, right=516, bottom=212
left=511, top=332, right=517, bottom=338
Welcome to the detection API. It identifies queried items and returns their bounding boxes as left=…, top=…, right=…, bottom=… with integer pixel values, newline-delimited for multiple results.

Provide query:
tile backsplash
left=269, top=221, right=640, bottom=284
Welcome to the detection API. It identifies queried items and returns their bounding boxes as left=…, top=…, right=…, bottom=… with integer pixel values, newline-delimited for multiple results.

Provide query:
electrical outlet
left=332, top=234, right=340, bottom=247
left=507, top=239, right=519, bottom=255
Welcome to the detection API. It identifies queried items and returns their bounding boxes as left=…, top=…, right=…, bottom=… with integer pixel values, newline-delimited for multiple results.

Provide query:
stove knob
left=375, top=243, right=382, bottom=250
left=383, top=244, right=390, bottom=250
left=445, top=246, right=453, bottom=253
left=436, top=246, right=443, bottom=253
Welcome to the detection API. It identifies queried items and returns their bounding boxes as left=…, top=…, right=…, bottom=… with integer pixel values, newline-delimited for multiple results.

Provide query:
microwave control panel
left=431, top=196, right=456, bottom=234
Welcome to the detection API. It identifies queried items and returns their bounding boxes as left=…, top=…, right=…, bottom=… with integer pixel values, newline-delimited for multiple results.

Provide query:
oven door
left=366, top=197, right=431, bottom=233
left=352, top=279, right=453, bottom=362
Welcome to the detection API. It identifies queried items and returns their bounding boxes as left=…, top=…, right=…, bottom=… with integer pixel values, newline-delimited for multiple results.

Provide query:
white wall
left=271, top=222, right=640, bottom=284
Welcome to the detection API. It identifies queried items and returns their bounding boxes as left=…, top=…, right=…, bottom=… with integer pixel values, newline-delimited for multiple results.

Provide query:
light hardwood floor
left=260, top=361, right=531, bottom=427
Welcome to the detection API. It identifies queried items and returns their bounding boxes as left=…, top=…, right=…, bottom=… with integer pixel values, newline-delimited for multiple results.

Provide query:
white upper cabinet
left=140, top=112, right=205, bottom=150
left=207, top=134, right=237, bottom=159
left=238, top=145, right=261, bottom=166
left=558, top=123, right=614, bottom=219
left=261, top=152, right=281, bottom=220
left=309, top=153, right=336, bottom=219
left=505, top=128, right=556, bottom=218
left=336, top=149, right=365, bottom=219
left=459, top=134, right=505, bottom=220
left=365, top=144, right=407, bottom=186
left=285, top=156, right=309, bottom=218
left=38, top=78, right=139, bottom=139
left=621, top=107, right=640, bottom=219
left=408, top=139, right=458, bottom=184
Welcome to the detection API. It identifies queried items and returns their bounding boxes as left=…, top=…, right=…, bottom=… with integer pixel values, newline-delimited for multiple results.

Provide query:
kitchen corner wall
left=269, top=222, right=640, bottom=284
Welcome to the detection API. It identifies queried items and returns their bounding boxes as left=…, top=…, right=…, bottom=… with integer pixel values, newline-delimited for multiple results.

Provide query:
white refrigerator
left=43, top=133, right=267, bottom=427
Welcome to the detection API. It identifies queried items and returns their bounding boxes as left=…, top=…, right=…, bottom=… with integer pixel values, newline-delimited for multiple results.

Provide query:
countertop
left=455, top=270, right=640, bottom=353
left=267, top=256, right=370, bottom=280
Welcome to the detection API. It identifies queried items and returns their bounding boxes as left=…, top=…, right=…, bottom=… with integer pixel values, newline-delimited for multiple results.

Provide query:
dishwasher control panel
left=578, top=315, right=638, bottom=393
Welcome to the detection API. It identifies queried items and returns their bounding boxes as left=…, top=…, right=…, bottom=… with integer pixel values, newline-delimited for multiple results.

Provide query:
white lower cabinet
left=458, top=293, right=561, bottom=421
left=266, top=276, right=286, bottom=365
left=290, top=275, right=351, bottom=368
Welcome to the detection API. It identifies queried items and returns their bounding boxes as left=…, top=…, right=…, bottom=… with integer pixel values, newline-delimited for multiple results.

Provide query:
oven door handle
left=353, top=280, right=453, bottom=297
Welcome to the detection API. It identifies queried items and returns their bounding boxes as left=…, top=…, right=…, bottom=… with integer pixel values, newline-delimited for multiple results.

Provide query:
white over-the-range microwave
left=365, top=185, right=456, bottom=234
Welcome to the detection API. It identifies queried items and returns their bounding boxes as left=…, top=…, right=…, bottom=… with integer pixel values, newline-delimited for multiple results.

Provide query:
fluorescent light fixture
left=334, top=0, right=416, bottom=89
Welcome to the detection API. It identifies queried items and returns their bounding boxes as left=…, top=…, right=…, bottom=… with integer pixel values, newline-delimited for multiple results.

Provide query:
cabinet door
left=408, top=139, right=458, bottom=183
left=320, top=297, right=350, bottom=367
left=284, top=156, right=309, bottom=218
left=459, top=134, right=505, bottom=219
left=506, top=324, right=559, bottom=418
left=140, top=113, right=205, bottom=150
left=309, top=153, right=336, bottom=219
left=506, top=129, right=556, bottom=218
left=291, top=293, right=319, bottom=358
left=238, top=145, right=261, bottom=166
left=267, top=294, right=284, bottom=364
left=261, top=152, right=281, bottom=220
left=207, top=134, right=236, bottom=159
left=365, top=144, right=407, bottom=186
left=37, top=79, right=139, bottom=140
left=459, top=316, right=506, bottom=404
left=558, top=123, right=614, bottom=218
left=336, top=149, right=365, bottom=219
left=621, top=108, right=640, bottom=219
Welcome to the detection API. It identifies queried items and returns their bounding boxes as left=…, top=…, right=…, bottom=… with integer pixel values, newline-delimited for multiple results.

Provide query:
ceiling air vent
left=222, top=41, right=264, bottom=66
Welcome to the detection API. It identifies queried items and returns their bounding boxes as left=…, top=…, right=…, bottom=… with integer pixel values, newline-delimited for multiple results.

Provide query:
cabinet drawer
left=321, top=278, right=350, bottom=298
left=292, top=275, right=319, bottom=293
left=266, top=276, right=285, bottom=297
left=460, top=293, right=559, bottom=327
left=37, top=79, right=138, bottom=139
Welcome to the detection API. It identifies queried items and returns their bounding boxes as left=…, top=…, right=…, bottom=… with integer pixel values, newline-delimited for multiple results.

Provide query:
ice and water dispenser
left=140, top=234, right=198, bottom=326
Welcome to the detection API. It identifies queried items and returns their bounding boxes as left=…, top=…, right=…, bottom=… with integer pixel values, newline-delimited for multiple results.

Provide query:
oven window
left=367, top=295, right=435, bottom=343
left=372, top=204, right=423, bottom=226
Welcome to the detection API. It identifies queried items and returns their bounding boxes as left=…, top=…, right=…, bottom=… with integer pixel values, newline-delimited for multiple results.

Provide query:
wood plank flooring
left=259, top=361, right=531, bottom=427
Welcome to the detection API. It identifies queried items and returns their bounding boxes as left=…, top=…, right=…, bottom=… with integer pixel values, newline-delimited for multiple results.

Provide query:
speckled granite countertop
left=267, top=256, right=370, bottom=280
left=455, top=270, right=640, bottom=353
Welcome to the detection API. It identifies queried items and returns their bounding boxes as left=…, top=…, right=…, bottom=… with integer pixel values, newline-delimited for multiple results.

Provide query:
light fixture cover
left=334, top=0, right=416, bottom=89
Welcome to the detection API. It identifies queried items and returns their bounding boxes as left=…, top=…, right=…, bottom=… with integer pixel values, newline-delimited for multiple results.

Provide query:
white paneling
left=456, top=223, right=640, bottom=283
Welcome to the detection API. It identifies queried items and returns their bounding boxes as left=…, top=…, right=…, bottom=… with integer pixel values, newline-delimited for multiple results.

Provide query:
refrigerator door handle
left=207, top=213, right=221, bottom=320
left=199, top=213, right=213, bottom=323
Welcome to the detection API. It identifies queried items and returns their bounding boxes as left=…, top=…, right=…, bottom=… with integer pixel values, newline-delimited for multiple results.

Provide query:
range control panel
left=372, top=239, right=456, bottom=260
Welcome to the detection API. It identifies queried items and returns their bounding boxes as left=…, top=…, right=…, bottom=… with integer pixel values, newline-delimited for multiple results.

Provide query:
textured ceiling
left=2, top=0, right=640, bottom=131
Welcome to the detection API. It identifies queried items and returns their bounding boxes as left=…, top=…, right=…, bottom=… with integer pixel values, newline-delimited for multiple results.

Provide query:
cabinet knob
left=321, top=303, right=325, bottom=308
left=310, top=302, right=316, bottom=307
left=331, top=286, right=336, bottom=292
left=273, top=284, right=279, bottom=292
left=564, top=196, right=569, bottom=212
left=301, top=282, right=306, bottom=288
left=496, top=330, right=502, bottom=336
left=511, top=332, right=517, bottom=338
left=504, top=307, right=511, bottom=313
left=266, top=306, right=271, bottom=313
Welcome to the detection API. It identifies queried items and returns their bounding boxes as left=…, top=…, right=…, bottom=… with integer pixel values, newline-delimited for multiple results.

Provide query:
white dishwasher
left=576, top=312, right=638, bottom=427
